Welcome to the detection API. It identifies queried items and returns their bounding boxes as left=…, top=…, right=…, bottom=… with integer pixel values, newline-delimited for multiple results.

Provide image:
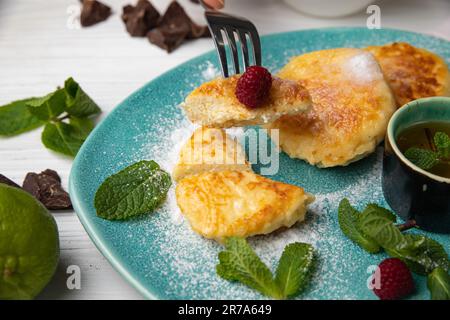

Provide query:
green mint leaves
left=338, top=199, right=449, bottom=276
left=427, top=267, right=450, bottom=300
left=338, top=198, right=450, bottom=300
left=42, top=122, right=88, bottom=157
left=386, top=234, right=449, bottom=275
left=64, top=77, right=101, bottom=117
left=275, top=242, right=315, bottom=298
left=404, top=131, right=450, bottom=170
left=217, top=237, right=315, bottom=299
left=0, top=78, right=101, bottom=157
left=404, top=148, right=439, bottom=170
left=94, top=161, right=172, bottom=220
left=217, top=237, right=282, bottom=298
left=26, top=88, right=66, bottom=121
left=338, top=199, right=381, bottom=253
left=0, top=98, right=45, bottom=136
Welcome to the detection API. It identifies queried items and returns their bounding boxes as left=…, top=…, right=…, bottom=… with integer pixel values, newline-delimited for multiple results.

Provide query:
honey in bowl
left=396, top=122, right=450, bottom=179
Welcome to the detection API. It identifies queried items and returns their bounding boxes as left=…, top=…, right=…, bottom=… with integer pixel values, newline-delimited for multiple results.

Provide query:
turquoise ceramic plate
left=70, top=27, right=450, bottom=300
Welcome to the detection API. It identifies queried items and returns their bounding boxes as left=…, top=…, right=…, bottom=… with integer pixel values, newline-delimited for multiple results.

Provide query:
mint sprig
left=404, top=131, right=450, bottom=171
left=338, top=199, right=449, bottom=275
left=217, top=237, right=315, bottom=299
left=94, top=161, right=172, bottom=220
left=0, top=78, right=101, bottom=157
left=338, top=198, right=450, bottom=299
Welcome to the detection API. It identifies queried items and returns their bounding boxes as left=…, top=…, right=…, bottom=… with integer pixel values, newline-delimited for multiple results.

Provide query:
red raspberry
left=235, top=66, right=272, bottom=108
left=372, top=258, right=415, bottom=300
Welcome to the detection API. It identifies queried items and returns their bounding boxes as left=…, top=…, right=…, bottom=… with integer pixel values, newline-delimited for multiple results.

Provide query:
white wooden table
left=1, top=0, right=449, bottom=300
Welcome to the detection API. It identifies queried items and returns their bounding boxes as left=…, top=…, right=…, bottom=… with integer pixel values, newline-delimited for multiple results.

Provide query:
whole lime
left=0, top=184, right=59, bottom=299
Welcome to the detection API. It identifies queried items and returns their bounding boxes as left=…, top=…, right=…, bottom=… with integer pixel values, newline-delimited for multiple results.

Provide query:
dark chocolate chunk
left=122, top=0, right=160, bottom=37
left=148, top=1, right=210, bottom=52
left=80, top=0, right=112, bottom=27
left=148, top=26, right=189, bottom=53
left=23, top=169, right=72, bottom=210
left=0, top=174, right=21, bottom=189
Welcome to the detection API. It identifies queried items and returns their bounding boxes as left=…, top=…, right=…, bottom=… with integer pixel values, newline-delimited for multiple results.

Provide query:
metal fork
left=199, top=1, right=262, bottom=77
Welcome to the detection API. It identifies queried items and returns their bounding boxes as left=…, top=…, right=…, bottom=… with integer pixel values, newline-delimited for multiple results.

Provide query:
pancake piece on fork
left=182, top=75, right=312, bottom=128
left=266, top=48, right=397, bottom=168
left=366, top=42, right=450, bottom=107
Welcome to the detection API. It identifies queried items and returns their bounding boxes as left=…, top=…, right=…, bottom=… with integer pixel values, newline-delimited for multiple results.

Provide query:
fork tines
left=205, top=11, right=261, bottom=78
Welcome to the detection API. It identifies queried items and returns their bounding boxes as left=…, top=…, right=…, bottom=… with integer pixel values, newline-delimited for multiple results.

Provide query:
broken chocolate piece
left=148, top=26, right=189, bottom=53
left=80, top=0, right=112, bottom=27
left=23, top=169, right=72, bottom=210
left=148, top=1, right=210, bottom=52
left=0, top=174, right=21, bottom=189
left=122, top=0, right=160, bottom=37
left=160, top=1, right=209, bottom=39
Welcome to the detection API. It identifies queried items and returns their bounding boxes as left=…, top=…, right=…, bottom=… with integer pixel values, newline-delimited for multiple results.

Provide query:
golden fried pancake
left=176, top=170, right=314, bottom=242
left=172, top=127, right=251, bottom=181
left=366, top=42, right=450, bottom=107
left=182, top=76, right=311, bottom=128
left=266, top=48, right=396, bottom=167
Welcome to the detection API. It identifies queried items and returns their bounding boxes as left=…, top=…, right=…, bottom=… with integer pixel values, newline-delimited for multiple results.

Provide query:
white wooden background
left=0, top=0, right=449, bottom=300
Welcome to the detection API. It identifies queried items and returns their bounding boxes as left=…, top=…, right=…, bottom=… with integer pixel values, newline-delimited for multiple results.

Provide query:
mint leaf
left=64, top=77, right=101, bottom=117
left=358, top=204, right=404, bottom=250
left=404, top=148, right=439, bottom=170
left=337, top=199, right=381, bottom=253
left=427, top=268, right=450, bottom=300
left=386, top=234, right=449, bottom=275
left=94, top=161, right=171, bottom=220
left=0, top=98, right=44, bottom=136
left=69, top=117, right=95, bottom=137
left=41, top=122, right=86, bottom=157
left=217, top=237, right=282, bottom=299
left=26, top=88, right=66, bottom=121
left=274, top=243, right=315, bottom=298
left=434, top=132, right=450, bottom=159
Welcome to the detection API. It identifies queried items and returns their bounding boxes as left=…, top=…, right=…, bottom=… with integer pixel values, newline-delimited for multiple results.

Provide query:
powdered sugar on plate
left=122, top=28, right=450, bottom=299
left=127, top=59, right=388, bottom=299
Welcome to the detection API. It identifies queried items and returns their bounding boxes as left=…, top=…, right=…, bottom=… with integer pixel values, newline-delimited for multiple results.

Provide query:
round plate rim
left=69, top=27, right=450, bottom=300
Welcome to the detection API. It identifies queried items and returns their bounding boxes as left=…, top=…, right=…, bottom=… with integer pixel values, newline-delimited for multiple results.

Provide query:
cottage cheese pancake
left=176, top=170, right=314, bottom=242
left=366, top=42, right=450, bottom=107
left=267, top=48, right=396, bottom=167
left=183, top=75, right=312, bottom=128
left=172, top=127, right=251, bottom=181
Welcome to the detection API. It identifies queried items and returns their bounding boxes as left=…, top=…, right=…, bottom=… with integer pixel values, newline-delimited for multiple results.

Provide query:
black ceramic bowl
left=383, top=97, right=450, bottom=233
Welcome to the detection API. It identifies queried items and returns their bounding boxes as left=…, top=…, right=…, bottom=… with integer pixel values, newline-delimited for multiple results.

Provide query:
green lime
left=0, top=184, right=59, bottom=299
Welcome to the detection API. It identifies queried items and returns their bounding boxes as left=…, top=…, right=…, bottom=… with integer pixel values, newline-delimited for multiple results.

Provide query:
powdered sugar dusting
left=119, top=29, right=450, bottom=299
left=201, top=61, right=220, bottom=80
left=130, top=58, right=386, bottom=298
left=343, top=51, right=384, bottom=83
